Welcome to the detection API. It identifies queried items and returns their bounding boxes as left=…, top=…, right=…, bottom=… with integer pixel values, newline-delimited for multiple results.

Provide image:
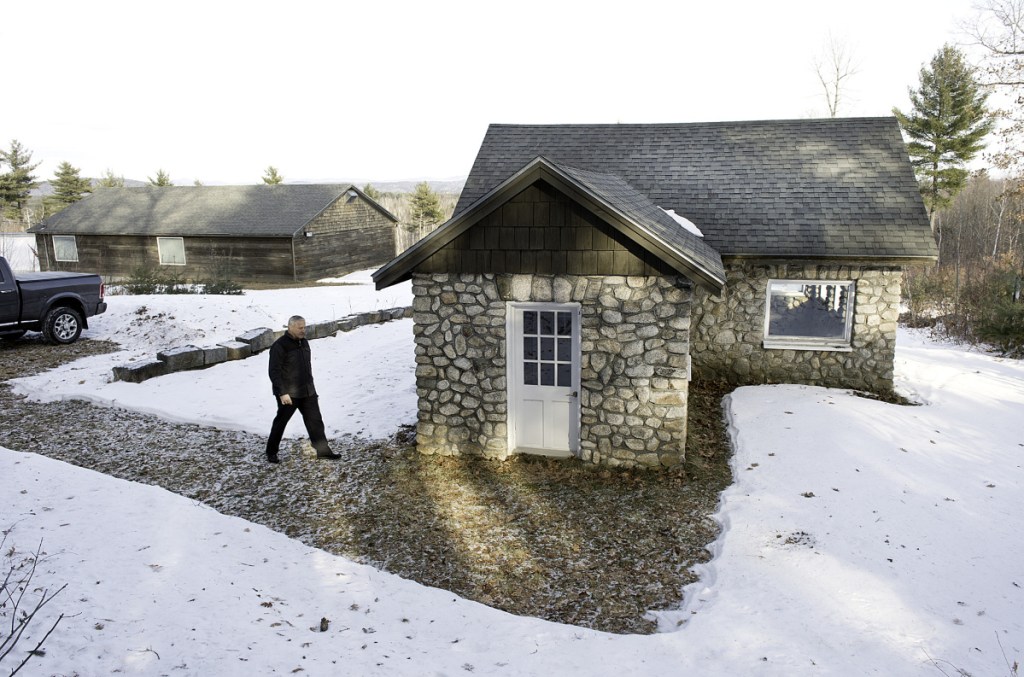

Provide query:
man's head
left=286, top=315, right=306, bottom=339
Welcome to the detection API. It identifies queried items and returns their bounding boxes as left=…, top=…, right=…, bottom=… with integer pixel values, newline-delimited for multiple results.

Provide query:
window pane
left=523, top=311, right=537, bottom=335
left=557, top=312, right=572, bottom=336
left=540, top=337, right=554, bottom=361
left=768, top=281, right=851, bottom=340
left=524, top=362, right=537, bottom=385
left=523, top=336, right=537, bottom=360
left=557, top=363, right=571, bottom=387
left=540, top=362, right=555, bottom=386
left=540, top=311, right=554, bottom=335
left=158, top=238, right=186, bottom=265
left=557, top=337, right=571, bottom=361
left=53, top=236, right=78, bottom=262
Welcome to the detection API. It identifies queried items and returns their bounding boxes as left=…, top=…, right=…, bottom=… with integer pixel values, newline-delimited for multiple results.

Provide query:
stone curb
left=112, top=306, right=411, bottom=383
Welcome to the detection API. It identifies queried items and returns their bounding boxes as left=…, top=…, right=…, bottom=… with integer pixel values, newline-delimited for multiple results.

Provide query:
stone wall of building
left=690, top=261, right=903, bottom=392
left=412, top=273, right=693, bottom=469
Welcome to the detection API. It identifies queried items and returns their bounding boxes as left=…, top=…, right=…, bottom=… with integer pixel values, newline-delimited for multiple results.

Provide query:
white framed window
left=157, top=237, right=186, bottom=265
left=53, top=235, right=79, bottom=262
left=763, top=280, right=854, bottom=351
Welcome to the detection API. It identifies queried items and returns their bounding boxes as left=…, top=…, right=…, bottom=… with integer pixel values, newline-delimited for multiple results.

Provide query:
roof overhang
left=373, top=157, right=725, bottom=292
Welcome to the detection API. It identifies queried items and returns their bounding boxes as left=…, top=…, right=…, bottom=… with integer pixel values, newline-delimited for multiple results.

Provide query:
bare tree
left=961, top=0, right=1024, bottom=171
left=0, top=535, right=66, bottom=675
left=814, top=34, right=859, bottom=117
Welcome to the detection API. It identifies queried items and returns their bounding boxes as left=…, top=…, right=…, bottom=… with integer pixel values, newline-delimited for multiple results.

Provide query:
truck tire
left=42, top=306, right=83, bottom=345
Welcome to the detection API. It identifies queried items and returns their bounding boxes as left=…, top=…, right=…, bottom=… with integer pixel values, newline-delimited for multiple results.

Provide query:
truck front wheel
left=42, top=307, right=83, bottom=344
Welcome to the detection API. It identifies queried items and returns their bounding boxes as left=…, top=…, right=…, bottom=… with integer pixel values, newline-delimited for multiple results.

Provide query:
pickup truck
left=0, top=255, right=107, bottom=344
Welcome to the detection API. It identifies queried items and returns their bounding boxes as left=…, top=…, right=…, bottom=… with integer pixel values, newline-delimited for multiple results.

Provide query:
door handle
left=570, top=391, right=578, bottom=398
left=0, top=289, right=14, bottom=294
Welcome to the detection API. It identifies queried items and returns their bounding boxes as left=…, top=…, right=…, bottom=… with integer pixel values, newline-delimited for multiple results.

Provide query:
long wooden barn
left=29, top=184, right=399, bottom=283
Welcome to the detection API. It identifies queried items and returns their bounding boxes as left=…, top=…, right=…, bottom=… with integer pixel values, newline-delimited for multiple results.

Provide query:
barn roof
left=29, top=184, right=398, bottom=237
left=455, top=117, right=936, bottom=260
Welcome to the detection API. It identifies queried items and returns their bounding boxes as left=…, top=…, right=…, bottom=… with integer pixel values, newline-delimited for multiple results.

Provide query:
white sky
left=4, top=0, right=980, bottom=185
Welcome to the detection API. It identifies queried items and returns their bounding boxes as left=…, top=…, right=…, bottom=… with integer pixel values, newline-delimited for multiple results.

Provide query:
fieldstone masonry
left=690, top=261, right=903, bottom=392
left=412, top=273, right=693, bottom=469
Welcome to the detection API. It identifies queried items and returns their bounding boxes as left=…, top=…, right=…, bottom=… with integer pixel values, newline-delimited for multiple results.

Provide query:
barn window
left=157, top=237, right=187, bottom=265
left=53, top=235, right=79, bottom=262
left=763, top=280, right=854, bottom=351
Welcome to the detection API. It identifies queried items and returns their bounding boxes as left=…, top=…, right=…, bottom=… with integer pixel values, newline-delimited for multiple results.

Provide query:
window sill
left=763, top=340, right=852, bottom=353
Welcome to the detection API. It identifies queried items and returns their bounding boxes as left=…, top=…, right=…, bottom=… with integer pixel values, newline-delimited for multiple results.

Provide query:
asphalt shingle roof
left=551, top=160, right=725, bottom=285
left=456, top=118, right=936, bottom=260
left=30, top=184, right=396, bottom=237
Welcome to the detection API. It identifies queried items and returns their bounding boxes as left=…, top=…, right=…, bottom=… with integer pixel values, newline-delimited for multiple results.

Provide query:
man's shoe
left=316, top=450, right=341, bottom=460
left=267, top=453, right=280, bottom=464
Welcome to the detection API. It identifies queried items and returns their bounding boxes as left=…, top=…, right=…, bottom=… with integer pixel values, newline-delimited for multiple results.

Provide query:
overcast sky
left=3, top=0, right=982, bottom=186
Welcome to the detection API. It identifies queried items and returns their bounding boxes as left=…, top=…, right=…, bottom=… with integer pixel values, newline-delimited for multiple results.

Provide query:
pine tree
left=0, top=139, right=41, bottom=219
left=893, top=45, right=994, bottom=222
left=262, top=166, right=283, bottom=185
left=362, top=183, right=382, bottom=201
left=148, top=169, right=173, bottom=187
left=50, top=161, right=92, bottom=206
left=409, top=181, right=443, bottom=227
left=96, top=169, right=125, bottom=188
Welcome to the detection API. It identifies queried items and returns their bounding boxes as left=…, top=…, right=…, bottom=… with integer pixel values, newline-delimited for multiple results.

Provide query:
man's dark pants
left=266, top=395, right=330, bottom=456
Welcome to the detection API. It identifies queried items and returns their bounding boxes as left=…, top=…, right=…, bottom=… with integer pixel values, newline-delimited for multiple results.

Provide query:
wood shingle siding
left=413, top=182, right=688, bottom=279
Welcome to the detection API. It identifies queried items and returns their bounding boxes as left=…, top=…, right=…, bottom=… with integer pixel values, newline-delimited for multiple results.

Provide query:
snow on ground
left=9, top=270, right=416, bottom=440
left=2, top=281, right=1023, bottom=675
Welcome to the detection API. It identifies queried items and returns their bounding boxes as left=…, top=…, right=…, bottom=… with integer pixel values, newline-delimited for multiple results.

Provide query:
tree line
left=892, top=0, right=1024, bottom=356
left=0, top=154, right=454, bottom=232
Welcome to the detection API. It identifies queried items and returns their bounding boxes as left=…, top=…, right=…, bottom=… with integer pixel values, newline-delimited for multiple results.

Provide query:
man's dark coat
left=268, top=333, right=318, bottom=399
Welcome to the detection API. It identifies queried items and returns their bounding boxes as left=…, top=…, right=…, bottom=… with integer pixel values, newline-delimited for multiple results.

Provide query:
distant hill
left=359, top=179, right=466, bottom=194
left=30, top=177, right=465, bottom=197
left=31, top=178, right=148, bottom=197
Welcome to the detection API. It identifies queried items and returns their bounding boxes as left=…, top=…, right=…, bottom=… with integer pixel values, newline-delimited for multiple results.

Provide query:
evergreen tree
left=96, top=169, right=125, bottom=188
left=362, top=183, right=382, bottom=200
left=148, top=169, right=173, bottom=186
left=893, top=45, right=994, bottom=222
left=50, top=161, right=92, bottom=206
left=262, top=166, right=283, bottom=185
left=409, top=181, right=443, bottom=227
left=0, top=139, right=41, bottom=219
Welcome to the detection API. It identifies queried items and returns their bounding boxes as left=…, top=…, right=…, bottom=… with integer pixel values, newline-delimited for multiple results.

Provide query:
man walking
left=265, top=315, right=340, bottom=463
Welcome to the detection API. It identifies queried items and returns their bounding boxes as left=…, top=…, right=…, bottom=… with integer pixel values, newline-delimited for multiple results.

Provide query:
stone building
left=374, top=118, right=937, bottom=469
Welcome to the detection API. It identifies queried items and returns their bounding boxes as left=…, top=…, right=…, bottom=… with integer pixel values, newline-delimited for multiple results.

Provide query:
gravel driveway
left=0, top=336, right=733, bottom=634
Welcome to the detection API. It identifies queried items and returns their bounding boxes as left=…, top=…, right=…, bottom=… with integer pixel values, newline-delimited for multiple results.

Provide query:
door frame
left=506, top=301, right=582, bottom=457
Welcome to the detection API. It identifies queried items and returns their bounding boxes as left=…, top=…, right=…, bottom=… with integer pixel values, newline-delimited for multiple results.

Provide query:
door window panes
left=522, top=309, right=575, bottom=388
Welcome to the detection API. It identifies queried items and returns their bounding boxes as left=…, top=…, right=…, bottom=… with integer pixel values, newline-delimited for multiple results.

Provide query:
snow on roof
left=660, top=207, right=703, bottom=237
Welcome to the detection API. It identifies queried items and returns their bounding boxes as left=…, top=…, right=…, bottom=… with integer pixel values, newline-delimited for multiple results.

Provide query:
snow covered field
left=2, top=270, right=1023, bottom=676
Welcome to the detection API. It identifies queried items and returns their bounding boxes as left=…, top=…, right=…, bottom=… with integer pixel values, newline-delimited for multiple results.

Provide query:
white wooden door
left=507, top=303, right=580, bottom=456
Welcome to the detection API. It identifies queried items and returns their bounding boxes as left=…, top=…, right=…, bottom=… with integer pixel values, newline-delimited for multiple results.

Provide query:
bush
left=119, top=265, right=163, bottom=294
left=200, top=277, right=243, bottom=295
left=976, top=298, right=1024, bottom=357
left=115, top=265, right=243, bottom=296
left=903, top=260, right=1024, bottom=355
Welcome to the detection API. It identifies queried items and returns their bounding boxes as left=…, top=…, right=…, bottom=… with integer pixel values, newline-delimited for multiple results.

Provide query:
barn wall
left=35, top=234, right=295, bottom=282
left=293, top=193, right=397, bottom=280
